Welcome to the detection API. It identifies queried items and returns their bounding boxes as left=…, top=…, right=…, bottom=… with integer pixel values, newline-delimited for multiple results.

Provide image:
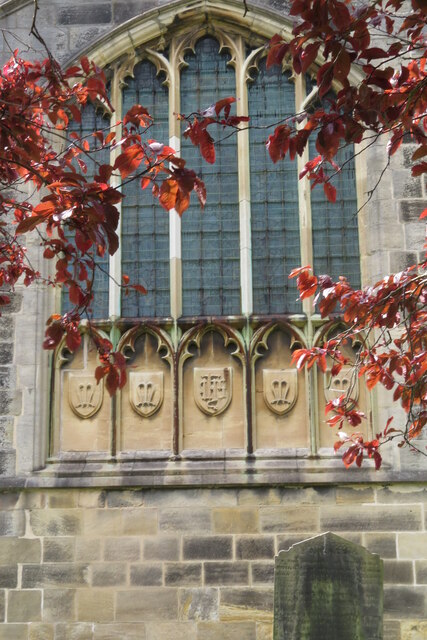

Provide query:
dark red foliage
left=0, top=52, right=206, bottom=393
left=265, top=0, right=427, bottom=201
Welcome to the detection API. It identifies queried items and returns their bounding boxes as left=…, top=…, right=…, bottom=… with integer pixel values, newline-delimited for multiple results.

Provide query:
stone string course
left=0, top=485, right=425, bottom=639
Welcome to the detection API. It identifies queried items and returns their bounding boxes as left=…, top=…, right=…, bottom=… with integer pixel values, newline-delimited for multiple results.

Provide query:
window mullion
left=296, top=73, right=314, bottom=315
left=169, top=41, right=182, bottom=320
left=108, top=68, right=123, bottom=319
left=296, top=72, right=318, bottom=456
left=238, top=39, right=255, bottom=316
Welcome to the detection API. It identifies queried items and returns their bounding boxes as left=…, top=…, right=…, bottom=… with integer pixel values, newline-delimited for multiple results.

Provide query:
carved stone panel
left=324, top=367, right=359, bottom=404
left=67, top=373, right=104, bottom=419
left=56, top=335, right=111, bottom=454
left=119, top=331, right=172, bottom=452
left=182, top=330, right=244, bottom=451
left=263, top=369, right=297, bottom=415
left=317, top=334, right=369, bottom=448
left=129, top=371, right=164, bottom=418
left=194, top=367, right=232, bottom=416
left=254, top=329, right=308, bottom=450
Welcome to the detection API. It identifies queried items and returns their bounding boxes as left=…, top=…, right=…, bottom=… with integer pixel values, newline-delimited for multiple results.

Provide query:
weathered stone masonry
left=0, top=1, right=426, bottom=639
left=0, top=486, right=426, bottom=639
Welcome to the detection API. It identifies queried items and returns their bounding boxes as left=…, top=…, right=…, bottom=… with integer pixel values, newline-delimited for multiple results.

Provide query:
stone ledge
left=0, top=456, right=426, bottom=488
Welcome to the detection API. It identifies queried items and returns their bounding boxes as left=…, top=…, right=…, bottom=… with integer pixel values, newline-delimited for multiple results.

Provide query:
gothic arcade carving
left=251, top=323, right=308, bottom=449
left=315, top=325, right=369, bottom=448
left=52, top=321, right=371, bottom=458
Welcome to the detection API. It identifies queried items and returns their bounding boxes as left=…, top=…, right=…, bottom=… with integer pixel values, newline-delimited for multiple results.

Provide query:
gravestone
left=273, top=532, right=383, bottom=640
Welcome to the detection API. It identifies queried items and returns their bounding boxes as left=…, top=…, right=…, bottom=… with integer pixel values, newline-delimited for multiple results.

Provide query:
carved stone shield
left=324, top=367, right=359, bottom=404
left=129, top=371, right=163, bottom=417
left=263, top=369, right=298, bottom=415
left=194, top=367, right=232, bottom=416
left=67, top=372, right=103, bottom=419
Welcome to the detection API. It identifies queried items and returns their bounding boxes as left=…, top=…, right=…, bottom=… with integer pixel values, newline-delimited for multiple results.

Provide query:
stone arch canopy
left=70, top=0, right=294, bottom=67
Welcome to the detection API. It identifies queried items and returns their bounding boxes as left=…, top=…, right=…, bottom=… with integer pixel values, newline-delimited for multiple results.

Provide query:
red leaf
left=297, top=270, right=318, bottom=299
left=317, top=63, right=334, bottom=98
left=130, top=284, right=147, bottom=295
left=300, top=43, right=320, bottom=73
left=412, top=162, right=427, bottom=176
left=199, top=129, right=215, bottom=164
left=214, top=96, right=236, bottom=118
left=16, top=215, right=43, bottom=234
left=159, top=179, right=179, bottom=211
left=43, top=322, right=64, bottom=350
left=334, top=49, right=351, bottom=85
left=373, top=451, right=382, bottom=470
left=323, top=182, right=337, bottom=203
left=114, top=145, right=144, bottom=179
left=266, top=125, right=290, bottom=163
left=106, top=366, right=119, bottom=396
left=123, top=104, right=151, bottom=127
left=318, top=354, right=327, bottom=373
left=95, top=365, right=107, bottom=383
left=289, top=265, right=313, bottom=279
left=80, top=56, right=90, bottom=74
left=65, top=325, right=81, bottom=351
left=387, top=133, right=403, bottom=156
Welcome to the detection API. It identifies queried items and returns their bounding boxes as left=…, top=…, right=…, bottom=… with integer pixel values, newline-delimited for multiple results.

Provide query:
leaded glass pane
left=307, top=77, right=361, bottom=288
left=181, top=37, right=240, bottom=316
left=248, top=61, right=301, bottom=314
left=121, top=60, right=170, bottom=317
left=62, top=105, right=110, bottom=318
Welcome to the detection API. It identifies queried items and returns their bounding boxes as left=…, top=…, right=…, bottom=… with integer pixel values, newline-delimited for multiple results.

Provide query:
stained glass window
left=307, top=78, right=361, bottom=288
left=181, top=37, right=240, bottom=316
left=64, top=35, right=361, bottom=322
left=121, top=60, right=170, bottom=317
left=249, top=61, right=301, bottom=314
left=63, top=105, right=110, bottom=318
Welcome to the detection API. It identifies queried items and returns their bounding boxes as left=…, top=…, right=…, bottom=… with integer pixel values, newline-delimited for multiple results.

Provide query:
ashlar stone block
left=77, top=589, right=114, bottom=622
left=8, top=589, right=42, bottom=622
left=178, top=588, right=219, bottom=621
left=220, top=588, right=273, bottom=622
left=130, top=563, right=163, bottom=586
left=29, top=623, right=54, bottom=640
left=43, top=588, right=76, bottom=623
left=116, top=588, right=178, bottom=622
left=93, top=624, right=146, bottom=639
left=213, top=508, right=259, bottom=534
left=197, top=622, right=256, bottom=640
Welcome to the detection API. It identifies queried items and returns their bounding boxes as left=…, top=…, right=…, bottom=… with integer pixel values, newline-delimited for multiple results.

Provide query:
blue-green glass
left=307, top=77, right=361, bottom=288
left=181, top=37, right=240, bottom=316
left=249, top=61, right=301, bottom=314
left=121, top=61, right=170, bottom=317
left=62, top=105, right=110, bottom=318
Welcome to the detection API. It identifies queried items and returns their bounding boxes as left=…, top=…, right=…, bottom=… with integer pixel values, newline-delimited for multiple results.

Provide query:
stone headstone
left=273, top=532, right=383, bottom=640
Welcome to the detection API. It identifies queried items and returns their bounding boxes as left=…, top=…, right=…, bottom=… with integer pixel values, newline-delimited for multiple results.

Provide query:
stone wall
left=0, top=485, right=426, bottom=639
left=0, top=2, right=426, bottom=639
